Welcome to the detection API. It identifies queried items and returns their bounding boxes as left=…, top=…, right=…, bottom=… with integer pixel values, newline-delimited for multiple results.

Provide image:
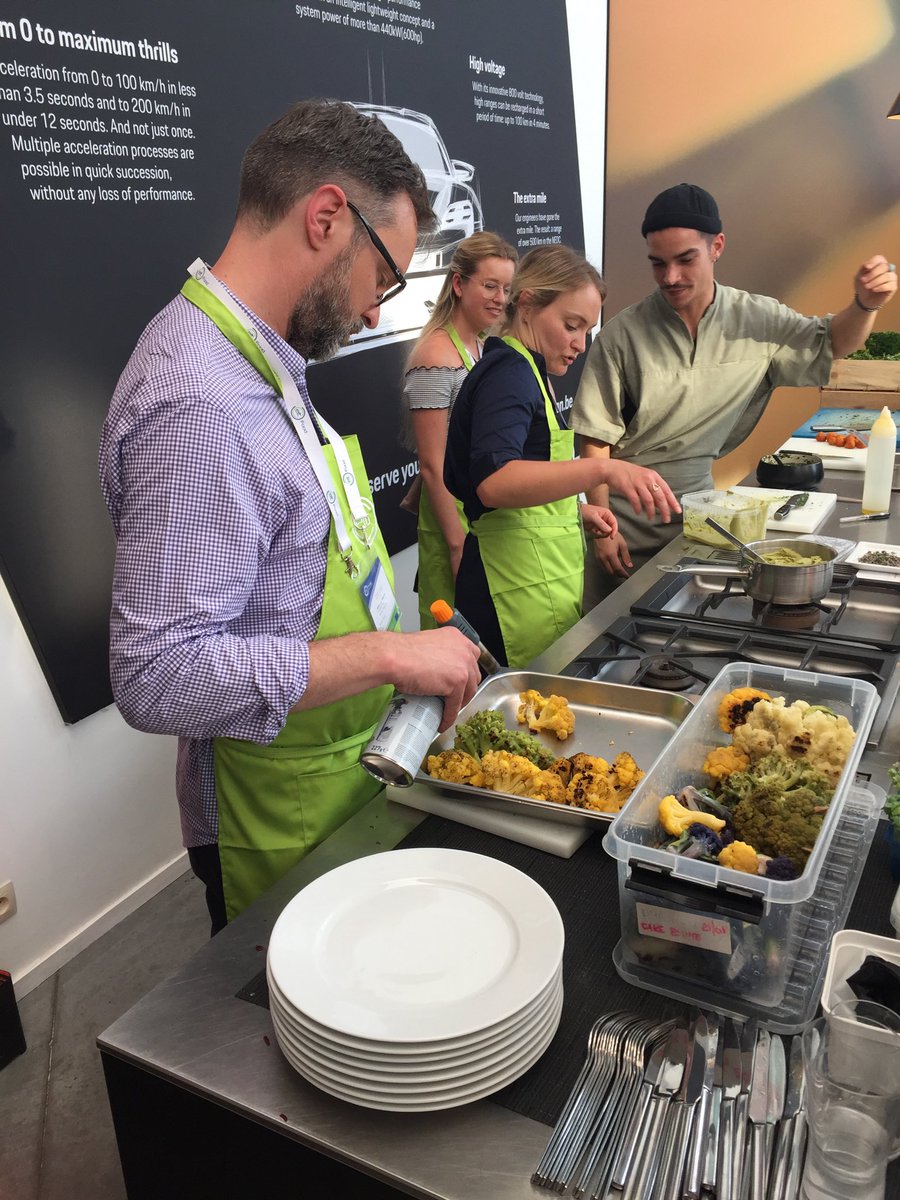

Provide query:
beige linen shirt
left=572, top=284, right=833, bottom=494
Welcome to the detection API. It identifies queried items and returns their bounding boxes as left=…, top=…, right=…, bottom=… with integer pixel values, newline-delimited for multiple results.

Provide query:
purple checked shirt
left=99, top=291, right=330, bottom=847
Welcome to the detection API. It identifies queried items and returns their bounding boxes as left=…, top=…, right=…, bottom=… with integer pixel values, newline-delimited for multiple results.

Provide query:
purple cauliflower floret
left=764, top=855, right=799, bottom=881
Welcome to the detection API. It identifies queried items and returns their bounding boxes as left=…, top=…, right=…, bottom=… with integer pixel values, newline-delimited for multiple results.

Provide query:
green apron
left=416, top=323, right=472, bottom=629
left=469, top=337, right=583, bottom=668
left=181, top=277, right=397, bottom=922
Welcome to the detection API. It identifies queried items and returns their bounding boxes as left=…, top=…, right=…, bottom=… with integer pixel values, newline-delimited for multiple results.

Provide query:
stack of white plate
left=266, top=847, right=565, bottom=1111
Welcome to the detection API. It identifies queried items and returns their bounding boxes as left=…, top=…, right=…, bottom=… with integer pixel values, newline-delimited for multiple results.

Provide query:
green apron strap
left=415, top=322, right=473, bottom=628
left=444, top=323, right=476, bottom=371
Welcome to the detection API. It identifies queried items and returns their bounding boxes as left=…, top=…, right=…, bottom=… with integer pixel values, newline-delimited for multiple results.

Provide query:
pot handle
left=656, top=564, right=751, bottom=578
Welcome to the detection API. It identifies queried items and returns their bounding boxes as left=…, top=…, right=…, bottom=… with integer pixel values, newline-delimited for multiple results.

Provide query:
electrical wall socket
left=0, top=881, right=17, bottom=924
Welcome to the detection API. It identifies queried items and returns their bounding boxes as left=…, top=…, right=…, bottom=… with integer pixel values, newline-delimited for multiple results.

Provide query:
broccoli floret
left=453, top=709, right=506, bottom=759
left=453, top=708, right=555, bottom=768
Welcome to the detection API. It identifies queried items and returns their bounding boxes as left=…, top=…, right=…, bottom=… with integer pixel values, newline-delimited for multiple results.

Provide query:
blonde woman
left=402, top=232, right=517, bottom=628
left=444, top=244, right=679, bottom=667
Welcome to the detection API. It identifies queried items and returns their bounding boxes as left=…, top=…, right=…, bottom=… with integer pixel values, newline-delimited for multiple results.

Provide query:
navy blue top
left=444, top=337, right=569, bottom=522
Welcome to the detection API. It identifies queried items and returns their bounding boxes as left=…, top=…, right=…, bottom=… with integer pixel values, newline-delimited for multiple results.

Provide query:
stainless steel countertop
left=98, top=462, right=900, bottom=1200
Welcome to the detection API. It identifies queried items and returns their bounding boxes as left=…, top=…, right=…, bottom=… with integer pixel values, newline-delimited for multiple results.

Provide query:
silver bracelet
left=854, top=294, right=884, bottom=313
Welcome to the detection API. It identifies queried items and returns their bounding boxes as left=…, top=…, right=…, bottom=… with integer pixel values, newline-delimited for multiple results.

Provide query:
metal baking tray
left=416, top=671, right=694, bottom=828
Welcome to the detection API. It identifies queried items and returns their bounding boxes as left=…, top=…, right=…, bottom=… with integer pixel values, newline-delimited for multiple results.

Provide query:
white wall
left=0, top=0, right=607, bottom=996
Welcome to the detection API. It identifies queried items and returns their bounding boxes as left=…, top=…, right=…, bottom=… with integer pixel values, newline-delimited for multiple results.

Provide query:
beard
left=285, top=246, right=363, bottom=361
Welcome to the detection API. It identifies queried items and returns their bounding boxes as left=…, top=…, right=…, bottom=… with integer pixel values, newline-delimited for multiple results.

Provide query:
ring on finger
left=652, top=483, right=661, bottom=491
left=890, top=262, right=897, bottom=273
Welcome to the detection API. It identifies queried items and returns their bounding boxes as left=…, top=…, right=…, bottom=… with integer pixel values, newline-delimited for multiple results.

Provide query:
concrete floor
left=0, top=870, right=210, bottom=1200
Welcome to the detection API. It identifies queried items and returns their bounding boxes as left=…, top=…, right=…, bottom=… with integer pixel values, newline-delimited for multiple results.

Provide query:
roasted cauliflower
left=425, top=750, right=483, bottom=785
left=718, top=688, right=770, bottom=733
left=566, top=759, right=618, bottom=812
left=703, top=745, right=750, bottom=782
left=548, top=757, right=574, bottom=786
left=477, top=750, right=542, bottom=796
left=731, top=698, right=854, bottom=781
left=517, top=689, right=576, bottom=741
left=609, top=752, right=644, bottom=799
left=658, top=794, right=726, bottom=837
left=718, top=841, right=759, bottom=874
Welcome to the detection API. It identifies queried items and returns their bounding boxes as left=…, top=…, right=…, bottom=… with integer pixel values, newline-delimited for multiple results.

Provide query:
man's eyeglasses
left=347, top=200, right=407, bottom=306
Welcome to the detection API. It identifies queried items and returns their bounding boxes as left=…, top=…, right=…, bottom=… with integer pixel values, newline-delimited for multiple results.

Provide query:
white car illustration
left=339, top=104, right=485, bottom=352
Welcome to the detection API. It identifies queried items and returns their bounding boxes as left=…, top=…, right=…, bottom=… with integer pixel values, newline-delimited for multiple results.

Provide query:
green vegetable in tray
left=452, top=708, right=556, bottom=769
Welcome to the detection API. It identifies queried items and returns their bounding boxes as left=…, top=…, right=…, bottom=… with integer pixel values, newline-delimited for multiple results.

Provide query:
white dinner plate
left=267, top=848, right=564, bottom=1042
left=273, top=992, right=562, bottom=1112
left=269, top=972, right=562, bottom=1070
left=844, top=541, right=900, bottom=577
left=271, top=984, right=562, bottom=1095
left=270, top=978, right=564, bottom=1084
left=266, top=962, right=562, bottom=1061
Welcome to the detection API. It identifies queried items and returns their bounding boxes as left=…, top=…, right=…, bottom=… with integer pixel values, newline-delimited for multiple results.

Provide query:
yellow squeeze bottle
left=861, top=406, right=896, bottom=514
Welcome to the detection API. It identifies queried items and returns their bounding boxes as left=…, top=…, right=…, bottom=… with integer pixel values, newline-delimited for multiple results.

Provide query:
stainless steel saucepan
left=658, top=538, right=838, bottom=605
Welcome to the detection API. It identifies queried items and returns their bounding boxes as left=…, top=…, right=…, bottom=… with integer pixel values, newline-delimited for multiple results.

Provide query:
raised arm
left=829, top=256, right=897, bottom=359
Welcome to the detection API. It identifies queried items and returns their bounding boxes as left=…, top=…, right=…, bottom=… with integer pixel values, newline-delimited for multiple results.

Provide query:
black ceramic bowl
left=756, top=451, right=824, bottom=489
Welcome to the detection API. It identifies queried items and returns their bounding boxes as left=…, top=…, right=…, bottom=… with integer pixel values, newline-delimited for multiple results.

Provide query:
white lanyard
left=186, top=259, right=377, bottom=575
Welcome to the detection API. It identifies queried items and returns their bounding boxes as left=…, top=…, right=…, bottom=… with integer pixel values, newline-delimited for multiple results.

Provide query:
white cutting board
left=386, top=782, right=591, bottom=858
left=778, top=437, right=867, bottom=472
left=728, top=486, right=837, bottom=533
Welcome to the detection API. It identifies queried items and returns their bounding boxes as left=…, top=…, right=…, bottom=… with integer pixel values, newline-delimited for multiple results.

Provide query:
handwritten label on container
left=635, top=903, right=732, bottom=955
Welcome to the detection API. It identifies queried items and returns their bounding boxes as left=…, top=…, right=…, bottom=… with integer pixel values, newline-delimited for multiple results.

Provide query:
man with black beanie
left=572, top=182, right=897, bottom=605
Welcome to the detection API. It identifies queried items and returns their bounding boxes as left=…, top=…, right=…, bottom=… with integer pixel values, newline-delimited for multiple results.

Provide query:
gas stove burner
left=638, top=653, right=695, bottom=691
left=751, top=600, right=822, bottom=632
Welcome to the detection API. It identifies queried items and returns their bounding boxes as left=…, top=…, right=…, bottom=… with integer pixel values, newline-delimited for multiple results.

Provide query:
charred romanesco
left=517, top=690, right=576, bottom=741
left=718, top=688, right=770, bottom=733
left=453, top=708, right=556, bottom=768
left=425, top=750, right=483, bottom=785
left=718, top=841, right=759, bottom=874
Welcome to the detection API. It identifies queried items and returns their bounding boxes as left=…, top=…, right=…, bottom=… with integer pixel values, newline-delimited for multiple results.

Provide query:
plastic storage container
left=603, top=662, right=880, bottom=1031
left=681, top=490, right=770, bottom=547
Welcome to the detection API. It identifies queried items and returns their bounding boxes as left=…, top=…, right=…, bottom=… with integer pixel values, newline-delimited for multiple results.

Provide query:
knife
left=715, top=1019, right=742, bottom=1200
left=772, top=493, right=808, bottom=521
left=768, top=1036, right=802, bottom=1200
left=732, top=1018, right=757, bottom=1200
left=684, top=1014, right=719, bottom=1199
left=748, top=1028, right=770, bottom=1200
left=657, top=1014, right=709, bottom=1200
left=783, top=1048, right=809, bottom=1200
left=763, top=1034, right=786, bottom=1188
left=839, top=511, right=890, bottom=523
left=701, top=1026, right=725, bottom=1193
left=625, top=1023, right=689, bottom=1200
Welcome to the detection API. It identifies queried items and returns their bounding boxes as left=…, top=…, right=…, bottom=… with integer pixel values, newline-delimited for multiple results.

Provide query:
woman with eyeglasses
left=400, top=233, right=518, bottom=628
left=444, top=244, right=679, bottom=668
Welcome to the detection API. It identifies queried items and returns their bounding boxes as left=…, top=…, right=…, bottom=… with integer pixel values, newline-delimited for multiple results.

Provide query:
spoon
left=704, top=517, right=767, bottom=563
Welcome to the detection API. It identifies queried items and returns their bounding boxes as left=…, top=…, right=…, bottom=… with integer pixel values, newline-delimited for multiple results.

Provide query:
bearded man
left=99, top=100, right=480, bottom=932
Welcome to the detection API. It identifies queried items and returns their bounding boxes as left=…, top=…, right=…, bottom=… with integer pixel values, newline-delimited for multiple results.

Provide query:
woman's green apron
left=181, top=275, right=397, bottom=922
left=470, top=337, right=583, bottom=668
left=416, top=323, right=472, bottom=628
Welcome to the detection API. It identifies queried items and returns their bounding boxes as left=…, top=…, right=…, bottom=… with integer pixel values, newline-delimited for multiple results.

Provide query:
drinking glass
left=800, top=999, right=900, bottom=1200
